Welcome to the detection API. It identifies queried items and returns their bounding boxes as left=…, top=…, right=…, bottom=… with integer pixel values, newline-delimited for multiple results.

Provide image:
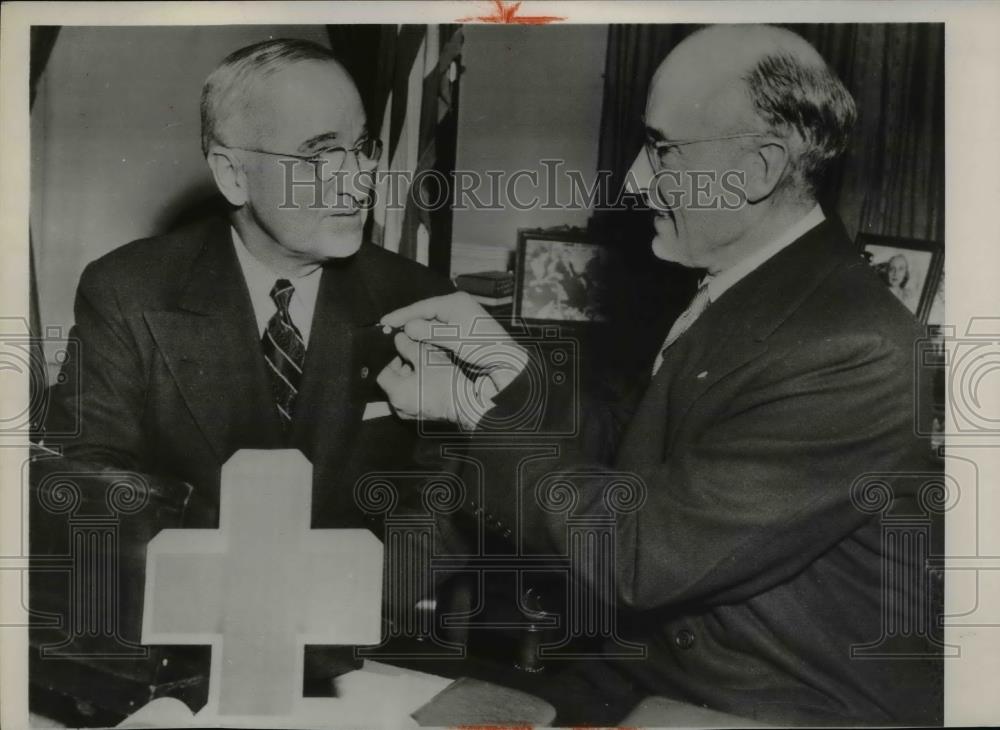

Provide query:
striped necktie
left=651, top=283, right=712, bottom=376
left=262, top=279, right=306, bottom=429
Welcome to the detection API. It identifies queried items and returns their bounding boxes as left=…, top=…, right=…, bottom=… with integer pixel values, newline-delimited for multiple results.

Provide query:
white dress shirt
left=231, top=227, right=323, bottom=345
left=701, top=204, right=825, bottom=303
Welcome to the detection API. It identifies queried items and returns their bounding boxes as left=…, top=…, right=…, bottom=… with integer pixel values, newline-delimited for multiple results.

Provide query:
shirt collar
left=702, top=204, right=825, bottom=302
left=230, top=226, right=323, bottom=335
left=230, top=226, right=323, bottom=290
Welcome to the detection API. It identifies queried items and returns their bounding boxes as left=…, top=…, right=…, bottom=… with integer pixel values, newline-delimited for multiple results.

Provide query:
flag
left=368, top=25, right=463, bottom=270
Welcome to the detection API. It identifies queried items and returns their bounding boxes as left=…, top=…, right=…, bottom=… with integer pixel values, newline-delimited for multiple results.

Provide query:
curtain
left=596, top=23, right=945, bottom=245
left=330, top=25, right=463, bottom=272
left=802, top=24, right=945, bottom=243
left=597, top=25, right=698, bottom=200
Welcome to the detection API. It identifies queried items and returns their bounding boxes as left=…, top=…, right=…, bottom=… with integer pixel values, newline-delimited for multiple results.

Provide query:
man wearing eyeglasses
left=377, top=25, right=941, bottom=726
left=38, top=38, right=453, bottom=703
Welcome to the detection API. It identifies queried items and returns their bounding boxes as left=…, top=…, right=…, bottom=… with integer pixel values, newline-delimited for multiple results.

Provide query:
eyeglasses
left=225, top=137, right=383, bottom=180
left=644, top=132, right=767, bottom=171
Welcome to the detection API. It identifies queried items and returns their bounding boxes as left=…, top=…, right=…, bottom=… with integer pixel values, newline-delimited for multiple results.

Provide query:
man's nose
left=329, top=152, right=373, bottom=204
left=626, top=150, right=655, bottom=195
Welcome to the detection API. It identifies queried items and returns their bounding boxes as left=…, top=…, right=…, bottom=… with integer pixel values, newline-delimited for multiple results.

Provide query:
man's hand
left=380, top=292, right=526, bottom=393
left=377, top=332, right=495, bottom=430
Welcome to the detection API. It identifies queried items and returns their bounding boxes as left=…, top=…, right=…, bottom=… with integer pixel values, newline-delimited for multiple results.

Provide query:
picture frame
left=514, top=228, right=610, bottom=324
left=859, top=233, right=943, bottom=324
left=925, top=255, right=946, bottom=327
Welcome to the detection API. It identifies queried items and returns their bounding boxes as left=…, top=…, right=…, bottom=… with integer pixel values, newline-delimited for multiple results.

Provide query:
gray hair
left=743, top=49, right=857, bottom=196
left=200, top=38, right=341, bottom=157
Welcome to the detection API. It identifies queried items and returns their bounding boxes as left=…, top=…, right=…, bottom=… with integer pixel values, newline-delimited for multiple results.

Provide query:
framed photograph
left=514, top=229, right=610, bottom=323
left=859, top=234, right=942, bottom=323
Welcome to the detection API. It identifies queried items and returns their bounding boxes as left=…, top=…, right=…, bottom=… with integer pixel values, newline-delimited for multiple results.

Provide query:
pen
left=362, top=322, right=403, bottom=336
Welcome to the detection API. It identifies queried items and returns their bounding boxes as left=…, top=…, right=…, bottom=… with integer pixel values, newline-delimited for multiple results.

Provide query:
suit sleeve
left=471, top=331, right=922, bottom=611
left=44, top=261, right=149, bottom=469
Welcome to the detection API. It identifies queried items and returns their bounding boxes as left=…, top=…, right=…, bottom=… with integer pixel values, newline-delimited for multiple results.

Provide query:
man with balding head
left=36, top=38, right=452, bottom=713
left=378, top=25, right=941, bottom=725
left=630, top=24, right=857, bottom=276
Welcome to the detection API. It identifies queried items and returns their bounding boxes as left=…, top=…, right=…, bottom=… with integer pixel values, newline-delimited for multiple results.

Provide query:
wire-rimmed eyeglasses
left=224, top=137, right=383, bottom=181
left=644, top=132, right=767, bottom=171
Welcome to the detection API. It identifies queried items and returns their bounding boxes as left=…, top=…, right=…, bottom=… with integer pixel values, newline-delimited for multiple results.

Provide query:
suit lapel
left=627, top=219, right=857, bottom=458
left=144, top=234, right=416, bottom=471
left=144, top=218, right=282, bottom=460
left=288, top=247, right=391, bottom=463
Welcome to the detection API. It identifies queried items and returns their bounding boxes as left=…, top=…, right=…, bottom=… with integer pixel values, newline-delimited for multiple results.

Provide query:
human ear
left=206, top=146, right=248, bottom=207
left=743, top=138, right=790, bottom=203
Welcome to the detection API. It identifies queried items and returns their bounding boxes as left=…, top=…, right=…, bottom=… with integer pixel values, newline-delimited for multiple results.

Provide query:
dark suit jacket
left=468, top=218, right=942, bottom=725
left=44, top=215, right=453, bottom=526
left=33, top=215, right=454, bottom=712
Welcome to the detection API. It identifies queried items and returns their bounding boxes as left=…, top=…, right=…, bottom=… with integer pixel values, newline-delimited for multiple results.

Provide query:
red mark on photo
left=457, top=0, right=565, bottom=25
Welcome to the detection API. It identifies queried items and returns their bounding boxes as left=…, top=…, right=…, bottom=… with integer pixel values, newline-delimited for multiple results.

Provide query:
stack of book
left=450, top=241, right=513, bottom=279
left=454, top=270, right=515, bottom=316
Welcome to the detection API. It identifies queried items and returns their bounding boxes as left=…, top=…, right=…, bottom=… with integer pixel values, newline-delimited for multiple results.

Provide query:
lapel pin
left=696, top=370, right=709, bottom=379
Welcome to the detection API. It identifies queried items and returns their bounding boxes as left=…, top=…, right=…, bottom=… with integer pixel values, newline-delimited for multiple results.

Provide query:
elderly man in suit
left=33, top=38, right=452, bottom=717
left=378, top=25, right=941, bottom=725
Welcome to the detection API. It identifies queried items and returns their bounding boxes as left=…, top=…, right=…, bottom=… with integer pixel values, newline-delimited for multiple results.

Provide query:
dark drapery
left=597, top=25, right=698, bottom=201
left=805, top=23, right=945, bottom=243
left=596, top=23, right=945, bottom=245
